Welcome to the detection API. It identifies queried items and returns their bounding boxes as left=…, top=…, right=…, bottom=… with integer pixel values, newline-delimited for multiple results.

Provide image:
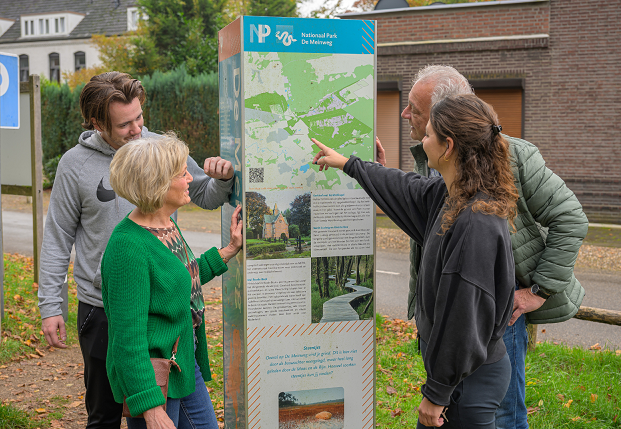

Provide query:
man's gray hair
left=413, top=65, right=473, bottom=105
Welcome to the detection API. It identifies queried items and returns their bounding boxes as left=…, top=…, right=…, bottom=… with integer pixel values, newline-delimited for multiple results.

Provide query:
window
left=54, top=18, right=65, bottom=33
left=19, top=55, right=29, bottom=82
left=74, top=51, right=86, bottom=72
left=22, top=14, right=77, bottom=37
left=127, top=7, right=147, bottom=31
left=49, top=53, right=60, bottom=83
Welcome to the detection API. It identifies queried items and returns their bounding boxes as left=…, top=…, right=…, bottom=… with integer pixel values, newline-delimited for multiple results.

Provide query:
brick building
left=263, top=204, right=289, bottom=240
left=341, top=0, right=621, bottom=223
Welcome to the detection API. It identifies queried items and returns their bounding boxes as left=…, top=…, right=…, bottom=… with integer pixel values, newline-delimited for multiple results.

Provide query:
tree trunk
left=315, top=259, right=323, bottom=298
left=322, top=257, right=330, bottom=298
left=355, top=256, right=362, bottom=285
left=363, top=290, right=374, bottom=315
left=344, top=256, right=354, bottom=286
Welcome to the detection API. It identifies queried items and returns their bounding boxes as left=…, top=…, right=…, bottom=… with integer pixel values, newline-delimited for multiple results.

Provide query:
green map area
left=244, top=52, right=374, bottom=191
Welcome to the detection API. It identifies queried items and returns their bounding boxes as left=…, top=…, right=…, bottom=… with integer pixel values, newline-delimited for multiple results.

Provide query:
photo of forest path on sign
left=311, top=255, right=374, bottom=323
left=279, top=387, right=345, bottom=429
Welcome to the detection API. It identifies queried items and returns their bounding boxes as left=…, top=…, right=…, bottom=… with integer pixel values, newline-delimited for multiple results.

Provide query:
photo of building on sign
left=246, top=190, right=311, bottom=260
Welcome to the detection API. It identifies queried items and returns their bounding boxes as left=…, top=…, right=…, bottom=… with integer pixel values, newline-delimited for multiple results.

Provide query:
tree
left=246, top=192, right=272, bottom=238
left=278, top=392, right=299, bottom=407
left=289, top=224, right=300, bottom=238
left=133, top=0, right=226, bottom=75
left=289, top=193, right=311, bottom=237
left=300, top=0, right=346, bottom=18
left=249, top=0, right=297, bottom=17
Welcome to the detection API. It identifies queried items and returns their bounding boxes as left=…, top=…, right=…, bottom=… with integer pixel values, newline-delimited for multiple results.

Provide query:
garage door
left=475, top=88, right=523, bottom=139
left=376, top=91, right=401, bottom=214
left=376, top=91, right=401, bottom=169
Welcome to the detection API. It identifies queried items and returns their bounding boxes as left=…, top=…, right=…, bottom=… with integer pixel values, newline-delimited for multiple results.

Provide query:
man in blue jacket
left=378, top=65, right=587, bottom=428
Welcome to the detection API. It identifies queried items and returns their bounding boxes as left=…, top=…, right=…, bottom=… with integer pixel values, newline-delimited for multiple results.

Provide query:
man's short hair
left=413, top=65, right=473, bottom=105
left=109, top=132, right=189, bottom=214
left=79, top=71, right=146, bottom=134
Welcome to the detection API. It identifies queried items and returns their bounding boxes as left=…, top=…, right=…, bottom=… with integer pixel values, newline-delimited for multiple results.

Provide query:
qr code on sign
left=249, top=168, right=264, bottom=183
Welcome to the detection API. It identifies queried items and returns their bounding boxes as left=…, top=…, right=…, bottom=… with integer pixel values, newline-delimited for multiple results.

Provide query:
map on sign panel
left=244, top=51, right=374, bottom=191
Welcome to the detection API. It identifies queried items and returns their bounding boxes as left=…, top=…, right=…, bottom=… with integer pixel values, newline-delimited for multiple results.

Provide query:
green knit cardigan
left=101, top=216, right=227, bottom=417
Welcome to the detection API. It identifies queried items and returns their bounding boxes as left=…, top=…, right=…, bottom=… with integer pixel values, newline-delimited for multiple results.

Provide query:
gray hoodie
left=38, top=127, right=233, bottom=318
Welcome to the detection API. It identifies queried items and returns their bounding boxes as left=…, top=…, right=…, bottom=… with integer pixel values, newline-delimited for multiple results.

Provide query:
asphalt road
left=2, top=209, right=620, bottom=349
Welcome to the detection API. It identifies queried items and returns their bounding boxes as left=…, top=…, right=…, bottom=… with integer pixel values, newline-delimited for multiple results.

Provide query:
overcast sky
left=297, top=0, right=359, bottom=17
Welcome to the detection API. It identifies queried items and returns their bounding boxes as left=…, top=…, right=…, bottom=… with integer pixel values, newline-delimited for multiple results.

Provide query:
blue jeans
left=127, top=360, right=219, bottom=429
left=496, top=313, right=529, bottom=429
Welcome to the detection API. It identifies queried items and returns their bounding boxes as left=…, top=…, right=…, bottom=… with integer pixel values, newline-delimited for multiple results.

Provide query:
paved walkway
left=320, top=276, right=373, bottom=323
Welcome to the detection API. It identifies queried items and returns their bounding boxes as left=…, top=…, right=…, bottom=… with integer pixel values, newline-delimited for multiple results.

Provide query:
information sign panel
left=0, top=52, right=19, bottom=129
left=220, top=16, right=376, bottom=429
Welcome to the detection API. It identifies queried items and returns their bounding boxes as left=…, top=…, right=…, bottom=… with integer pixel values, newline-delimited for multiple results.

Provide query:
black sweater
left=343, top=157, right=515, bottom=406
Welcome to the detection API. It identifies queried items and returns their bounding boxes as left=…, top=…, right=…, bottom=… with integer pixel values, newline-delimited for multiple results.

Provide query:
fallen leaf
left=557, top=394, right=565, bottom=401
left=67, top=401, right=83, bottom=408
left=590, top=394, right=598, bottom=402
left=541, top=329, right=546, bottom=333
left=390, top=408, right=402, bottom=418
left=571, top=416, right=581, bottom=421
left=538, top=399, right=544, bottom=407
left=35, top=408, right=47, bottom=414
left=589, top=343, right=602, bottom=350
left=564, top=399, right=573, bottom=408
left=527, top=406, right=540, bottom=415
left=386, top=386, right=397, bottom=395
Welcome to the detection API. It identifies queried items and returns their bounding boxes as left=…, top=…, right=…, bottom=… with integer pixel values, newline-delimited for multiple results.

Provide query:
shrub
left=247, top=243, right=286, bottom=256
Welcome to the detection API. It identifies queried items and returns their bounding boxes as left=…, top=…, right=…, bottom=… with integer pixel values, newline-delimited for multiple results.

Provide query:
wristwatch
left=530, top=284, right=551, bottom=300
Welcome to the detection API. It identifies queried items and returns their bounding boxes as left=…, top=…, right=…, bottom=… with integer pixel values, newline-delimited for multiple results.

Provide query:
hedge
left=41, top=68, right=219, bottom=185
left=247, top=243, right=287, bottom=256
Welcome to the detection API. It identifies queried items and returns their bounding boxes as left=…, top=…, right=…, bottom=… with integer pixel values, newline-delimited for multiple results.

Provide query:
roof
left=0, top=0, right=138, bottom=44
left=264, top=212, right=287, bottom=225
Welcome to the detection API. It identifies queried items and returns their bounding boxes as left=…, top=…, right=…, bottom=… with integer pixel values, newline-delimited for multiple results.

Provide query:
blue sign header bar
left=243, top=16, right=375, bottom=55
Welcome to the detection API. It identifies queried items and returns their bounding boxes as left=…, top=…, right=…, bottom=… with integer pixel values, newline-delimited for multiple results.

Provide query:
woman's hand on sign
left=311, top=138, right=349, bottom=171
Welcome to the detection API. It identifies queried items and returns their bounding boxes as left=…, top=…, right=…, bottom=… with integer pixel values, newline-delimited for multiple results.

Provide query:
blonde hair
left=109, top=132, right=189, bottom=214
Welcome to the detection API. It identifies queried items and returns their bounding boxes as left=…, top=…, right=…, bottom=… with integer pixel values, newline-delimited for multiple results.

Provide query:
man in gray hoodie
left=38, top=72, right=234, bottom=428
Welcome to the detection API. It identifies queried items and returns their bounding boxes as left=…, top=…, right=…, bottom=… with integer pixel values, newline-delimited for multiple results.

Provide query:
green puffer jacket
left=408, top=135, right=588, bottom=324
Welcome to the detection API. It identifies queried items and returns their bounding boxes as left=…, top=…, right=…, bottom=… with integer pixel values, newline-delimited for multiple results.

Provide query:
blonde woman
left=102, top=133, right=241, bottom=429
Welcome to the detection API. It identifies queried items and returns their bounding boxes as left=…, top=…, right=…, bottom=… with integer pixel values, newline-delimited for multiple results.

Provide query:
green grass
left=0, top=403, right=39, bottom=429
left=377, top=214, right=621, bottom=249
left=1, top=253, right=80, bottom=427
left=583, top=226, right=621, bottom=248
left=3, top=254, right=621, bottom=428
left=1, top=254, right=79, bottom=365
left=252, top=250, right=311, bottom=260
left=374, top=314, right=621, bottom=427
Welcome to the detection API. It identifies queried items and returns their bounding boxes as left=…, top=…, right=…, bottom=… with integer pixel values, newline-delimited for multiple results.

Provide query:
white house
left=0, top=0, right=143, bottom=82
